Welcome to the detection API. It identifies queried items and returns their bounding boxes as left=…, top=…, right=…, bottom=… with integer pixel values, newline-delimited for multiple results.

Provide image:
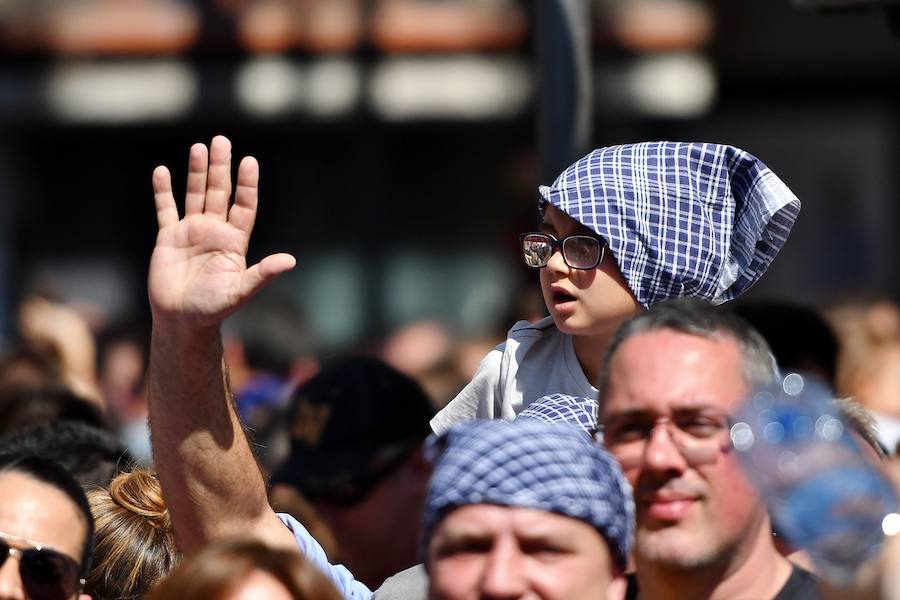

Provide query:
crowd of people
left=1, top=134, right=900, bottom=600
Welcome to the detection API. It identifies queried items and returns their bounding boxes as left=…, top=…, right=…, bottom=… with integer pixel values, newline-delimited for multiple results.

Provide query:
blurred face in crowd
left=538, top=205, right=641, bottom=339
left=427, top=504, right=623, bottom=600
left=0, top=472, right=89, bottom=600
left=599, top=329, right=767, bottom=569
left=224, top=570, right=292, bottom=600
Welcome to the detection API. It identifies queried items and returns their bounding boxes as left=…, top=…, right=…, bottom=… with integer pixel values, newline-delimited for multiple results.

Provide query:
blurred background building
left=1, top=0, right=899, bottom=409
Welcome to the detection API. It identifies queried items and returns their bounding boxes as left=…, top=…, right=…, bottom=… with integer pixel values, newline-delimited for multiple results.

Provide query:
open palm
left=148, top=136, right=295, bottom=328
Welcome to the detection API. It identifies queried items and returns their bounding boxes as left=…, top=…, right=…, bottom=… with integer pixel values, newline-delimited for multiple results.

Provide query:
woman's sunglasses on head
left=1, top=531, right=83, bottom=600
left=520, top=232, right=607, bottom=270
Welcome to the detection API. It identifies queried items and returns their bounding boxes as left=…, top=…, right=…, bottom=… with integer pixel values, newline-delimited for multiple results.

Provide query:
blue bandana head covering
left=421, top=419, right=634, bottom=571
left=538, top=141, right=800, bottom=307
left=515, top=393, right=598, bottom=435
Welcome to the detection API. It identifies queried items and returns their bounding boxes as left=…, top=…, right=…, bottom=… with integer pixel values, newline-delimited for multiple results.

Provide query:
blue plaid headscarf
left=421, top=419, right=634, bottom=571
left=516, top=393, right=598, bottom=435
left=539, top=141, right=800, bottom=307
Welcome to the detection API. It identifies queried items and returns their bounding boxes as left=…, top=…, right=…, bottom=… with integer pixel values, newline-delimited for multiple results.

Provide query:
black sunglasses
left=1, top=533, right=83, bottom=600
left=520, top=232, right=606, bottom=270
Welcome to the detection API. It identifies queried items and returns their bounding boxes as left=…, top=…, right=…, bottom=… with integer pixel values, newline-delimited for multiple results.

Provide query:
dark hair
left=0, top=453, right=96, bottom=578
left=597, top=298, right=778, bottom=402
left=0, top=420, right=131, bottom=488
left=731, top=300, right=839, bottom=388
left=95, top=320, right=150, bottom=381
left=0, top=385, right=107, bottom=435
left=148, top=538, right=343, bottom=600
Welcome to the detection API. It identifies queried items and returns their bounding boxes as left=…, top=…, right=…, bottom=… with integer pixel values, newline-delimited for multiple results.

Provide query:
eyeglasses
left=599, top=412, right=731, bottom=470
left=0, top=531, right=83, bottom=600
left=520, top=232, right=606, bottom=270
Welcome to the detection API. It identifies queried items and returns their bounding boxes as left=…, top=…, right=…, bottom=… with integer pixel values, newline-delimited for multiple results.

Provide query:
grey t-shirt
left=431, top=317, right=597, bottom=434
left=374, top=564, right=428, bottom=600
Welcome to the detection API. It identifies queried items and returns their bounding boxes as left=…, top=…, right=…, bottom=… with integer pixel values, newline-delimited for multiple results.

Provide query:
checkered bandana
left=516, top=393, right=598, bottom=435
left=421, top=419, right=634, bottom=570
left=539, top=141, right=801, bottom=307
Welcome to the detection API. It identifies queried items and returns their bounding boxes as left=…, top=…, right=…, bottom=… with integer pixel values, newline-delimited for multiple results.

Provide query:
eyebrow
left=602, top=405, right=726, bottom=421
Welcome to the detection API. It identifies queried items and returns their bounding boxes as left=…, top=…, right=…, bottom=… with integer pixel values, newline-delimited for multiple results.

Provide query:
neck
left=634, top=523, right=793, bottom=600
left=572, top=326, right=618, bottom=384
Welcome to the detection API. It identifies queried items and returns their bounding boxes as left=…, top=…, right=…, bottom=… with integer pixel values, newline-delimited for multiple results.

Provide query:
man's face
left=0, top=472, right=88, bottom=600
left=599, top=329, right=767, bottom=569
left=538, top=205, right=641, bottom=339
left=427, top=504, right=621, bottom=600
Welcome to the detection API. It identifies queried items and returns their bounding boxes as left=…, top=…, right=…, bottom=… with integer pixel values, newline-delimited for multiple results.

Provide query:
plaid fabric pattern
left=539, top=141, right=800, bottom=307
left=516, top=393, right=598, bottom=434
left=422, top=420, right=634, bottom=570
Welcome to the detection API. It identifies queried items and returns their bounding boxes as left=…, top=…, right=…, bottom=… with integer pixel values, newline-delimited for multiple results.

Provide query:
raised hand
left=148, top=136, right=296, bottom=328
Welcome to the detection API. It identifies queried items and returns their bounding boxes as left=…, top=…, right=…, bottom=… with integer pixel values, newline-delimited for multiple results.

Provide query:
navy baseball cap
left=271, top=356, right=436, bottom=505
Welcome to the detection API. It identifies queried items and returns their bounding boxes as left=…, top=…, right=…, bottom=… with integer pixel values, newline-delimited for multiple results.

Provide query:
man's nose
left=480, top=538, right=528, bottom=599
left=0, top=555, right=26, bottom=600
left=642, top=423, right=688, bottom=474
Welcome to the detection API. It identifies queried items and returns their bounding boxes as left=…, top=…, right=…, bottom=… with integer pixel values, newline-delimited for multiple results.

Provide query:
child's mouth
left=553, top=291, right=577, bottom=304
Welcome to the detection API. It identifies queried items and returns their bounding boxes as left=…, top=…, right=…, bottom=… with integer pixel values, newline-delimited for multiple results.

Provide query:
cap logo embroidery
left=292, top=399, right=332, bottom=446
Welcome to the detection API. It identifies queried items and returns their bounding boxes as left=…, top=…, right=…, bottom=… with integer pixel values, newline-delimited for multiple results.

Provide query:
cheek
left=704, top=458, right=761, bottom=521
left=539, top=271, right=557, bottom=311
left=530, top=556, right=611, bottom=600
left=610, top=450, right=639, bottom=487
left=429, top=558, right=480, bottom=599
left=539, top=269, right=552, bottom=296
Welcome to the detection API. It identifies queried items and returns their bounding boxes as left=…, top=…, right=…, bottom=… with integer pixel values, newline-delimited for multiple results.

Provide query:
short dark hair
left=0, top=453, right=96, bottom=579
left=0, top=420, right=131, bottom=488
left=597, top=298, right=778, bottom=403
left=0, top=385, right=107, bottom=435
left=731, top=300, right=839, bottom=388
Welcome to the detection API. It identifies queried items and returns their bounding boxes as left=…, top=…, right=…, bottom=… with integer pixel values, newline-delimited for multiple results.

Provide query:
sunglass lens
left=563, top=236, right=600, bottom=269
left=20, top=550, right=78, bottom=600
left=522, top=234, right=553, bottom=268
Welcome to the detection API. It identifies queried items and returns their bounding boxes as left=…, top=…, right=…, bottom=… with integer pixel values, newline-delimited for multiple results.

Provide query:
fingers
left=153, top=166, right=179, bottom=230
left=204, top=135, right=233, bottom=220
left=228, top=156, right=259, bottom=235
left=240, top=253, right=297, bottom=300
left=184, top=143, right=209, bottom=216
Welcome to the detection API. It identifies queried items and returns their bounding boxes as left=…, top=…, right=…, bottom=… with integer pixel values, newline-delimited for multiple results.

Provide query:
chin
left=551, top=313, right=620, bottom=337
left=550, top=314, right=589, bottom=335
left=636, top=528, right=721, bottom=569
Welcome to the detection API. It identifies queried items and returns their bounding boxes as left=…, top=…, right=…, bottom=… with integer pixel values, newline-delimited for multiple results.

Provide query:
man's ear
left=605, top=575, right=628, bottom=600
left=79, top=593, right=92, bottom=600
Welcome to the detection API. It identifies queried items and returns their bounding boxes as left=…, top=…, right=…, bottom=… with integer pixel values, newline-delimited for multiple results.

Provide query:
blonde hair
left=148, top=538, right=343, bottom=600
left=86, top=468, right=181, bottom=600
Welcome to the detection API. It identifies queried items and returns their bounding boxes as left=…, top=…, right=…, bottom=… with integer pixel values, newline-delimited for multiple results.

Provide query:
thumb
left=239, top=253, right=297, bottom=300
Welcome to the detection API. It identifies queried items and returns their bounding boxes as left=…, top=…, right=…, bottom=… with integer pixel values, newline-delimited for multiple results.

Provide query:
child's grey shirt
left=430, top=317, right=597, bottom=434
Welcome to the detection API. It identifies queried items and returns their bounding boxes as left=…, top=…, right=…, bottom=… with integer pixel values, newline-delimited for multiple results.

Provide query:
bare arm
left=147, top=136, right=297, bottom=554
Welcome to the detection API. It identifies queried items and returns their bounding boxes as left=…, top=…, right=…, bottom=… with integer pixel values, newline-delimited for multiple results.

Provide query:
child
left=431, top=141, right=801, bottom=433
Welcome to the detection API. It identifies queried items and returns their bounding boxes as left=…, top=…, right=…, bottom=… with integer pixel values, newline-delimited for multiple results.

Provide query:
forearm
left=148, top=320, right=291, bottom=553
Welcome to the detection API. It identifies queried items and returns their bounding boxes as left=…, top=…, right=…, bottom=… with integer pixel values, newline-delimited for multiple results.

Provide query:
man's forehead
left=440, top=504, right=597, bottom=538
left=602, top=328, right=746, bottom=415
left=0, top=473, right=86, bottom=560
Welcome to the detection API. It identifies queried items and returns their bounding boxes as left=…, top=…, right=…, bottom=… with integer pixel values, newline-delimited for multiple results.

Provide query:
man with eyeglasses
left=596, top=298, right=821, bottom=600
left=0, top=454, right=94, bottom=600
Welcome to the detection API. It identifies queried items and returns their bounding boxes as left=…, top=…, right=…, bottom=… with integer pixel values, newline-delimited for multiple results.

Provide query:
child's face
left=538, top=205, right=641, bottom=337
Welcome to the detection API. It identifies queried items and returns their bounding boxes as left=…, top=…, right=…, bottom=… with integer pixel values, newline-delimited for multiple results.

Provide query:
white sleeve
left=277, top=513, right=373, bottom=600
left=429, top=342, right=505, bottom=435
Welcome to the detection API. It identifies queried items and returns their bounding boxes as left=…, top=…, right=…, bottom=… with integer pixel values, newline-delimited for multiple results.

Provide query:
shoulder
left=374, top=564, right=429, bottom=600
left=508, top=316, right=557, bottom=338
left=502, top=316, right=565, bottom=359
